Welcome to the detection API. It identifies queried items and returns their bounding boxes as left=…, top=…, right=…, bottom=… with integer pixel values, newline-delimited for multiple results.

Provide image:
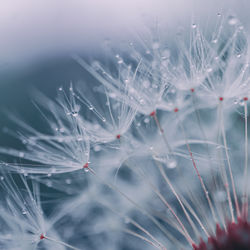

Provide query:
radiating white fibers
left=0, top=14, right=250, bottom=250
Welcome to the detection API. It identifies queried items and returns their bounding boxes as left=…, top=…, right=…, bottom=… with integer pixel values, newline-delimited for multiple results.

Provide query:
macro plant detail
left=0, top=13, right=250, bottom=250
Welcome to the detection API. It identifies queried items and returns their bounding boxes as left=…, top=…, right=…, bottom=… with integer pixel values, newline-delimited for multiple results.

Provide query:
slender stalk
left=217, top=101, right=235, bottom=222
left=86, top=166, right=175, bottom=242
left=243, top=99, right=248, bottom=218
left=123, top=229, right=166, bottom=250
left=156, top=161, right=209, bottom=238
left=219, top=102, right=240, bottom=218
left=175, top=112, right=218, bottom=223
left=99, top=201, right=166, bottom=249
left=43, top=235, right=81, bottom=250
left=151, top=111, right=172, bottom=154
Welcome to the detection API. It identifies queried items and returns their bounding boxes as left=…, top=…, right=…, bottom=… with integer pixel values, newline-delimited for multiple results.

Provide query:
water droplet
left=212, top=39, right=218, bottom=44
left=217, top=13, right=221, bottom=17
left=22, top=208, right=27, bottom=215
left=0, top=176, right=4, bottom=181
left=65, top=179, right=72, bottom=184
left=228, top=16, right=238, bottom=25
left=89, top=105, right=94, bottom=110
left=46, top=180, right=52, bottom=187
left=239, top=99, right=245, bottom=106
left=84, top=168, right=89, bottom=173
left=102, top=118, right=106, bottom=122
left=77, top=137, right=83, bottom=141
left=59, top=128, right=65, bottom=133
left=144, top=118, right=150, bottom=123
left=234, top=99, right=239, bottom=105
left=59, top=87, right=63, bottom=91
left=139, top=98, right=145, bottom=105
left=72, top=111, right=78, bottom=117
left=117, top=59, right=123, bottom=64
left=192, top=24, right=197, bottom=29
left=166, top=157, right=177, bottom=169
left=22, top=139, right=27, bottom=145
left=109, top=92, right=117, bottom=98
left=19, top=152, right=24, bottom=158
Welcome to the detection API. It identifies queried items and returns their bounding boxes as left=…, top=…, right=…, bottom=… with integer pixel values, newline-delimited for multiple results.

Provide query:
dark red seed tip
left=219, top=97, right=224, bottom=101
left=149, top=111, right=156, bottom=116
left=83, top=163, right=89, bottom=169
left=190, top=88, right=195, bottom=92
left=193, top=219, right=250, bottom=250
left=174, top=108, right=179, bottom=113
left=244, top=97, right=248, bottom=101
left=116, top=134, right=121, bottom=139
left=40, top=234, right=45, bottom=240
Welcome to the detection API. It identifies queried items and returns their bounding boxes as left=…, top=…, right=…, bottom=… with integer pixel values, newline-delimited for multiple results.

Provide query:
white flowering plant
left=0, top=14, right=250, bottom=250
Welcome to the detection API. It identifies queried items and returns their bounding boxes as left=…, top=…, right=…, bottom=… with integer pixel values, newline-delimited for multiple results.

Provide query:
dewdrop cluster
left=0, top=14, right=250, bottom=250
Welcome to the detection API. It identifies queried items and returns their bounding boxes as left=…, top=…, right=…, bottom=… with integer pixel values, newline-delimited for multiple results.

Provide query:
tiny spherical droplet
left=166, top=157, right=177, bottom=169
left=192, top=24, right=197, bottom=29
left=65, top=179, right=72, bottom=184
left=228, top=16, right=238, bottom=25
left=72, top=111, right=78, bottom=117
left=234, top=99, right=239, bottom=105
left=19, top=152, right=24, bottom=158
left=22, top=209, right=27, bottom=215
left=84, top=168, right=89, bottom=173
left=239, top=100, right=245, bottom=106
left=117, top=59, right=123, bottom=64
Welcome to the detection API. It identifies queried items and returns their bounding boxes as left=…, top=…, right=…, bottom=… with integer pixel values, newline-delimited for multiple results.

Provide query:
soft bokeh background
left=0, top=0, right=248, bottom=150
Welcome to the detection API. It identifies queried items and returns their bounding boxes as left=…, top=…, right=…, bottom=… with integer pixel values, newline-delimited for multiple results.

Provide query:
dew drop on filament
left=84, top=168, right=89, bottom=173
left=166, top=157, right=177, bottom=169
left=228, top=16, right=238, bottom=25
left=72, top=111, right=79, bottom=117
left=22, top=208, right=27, bottom=215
